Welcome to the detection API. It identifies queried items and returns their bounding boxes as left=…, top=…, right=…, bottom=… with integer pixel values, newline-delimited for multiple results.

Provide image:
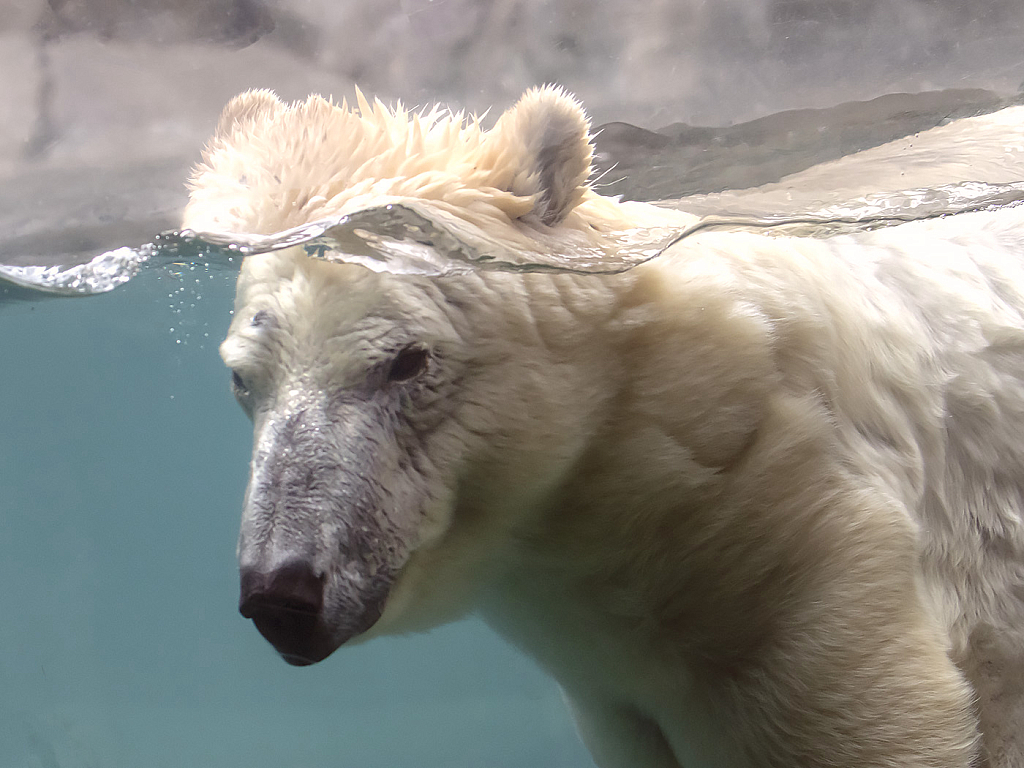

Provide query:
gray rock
left=0, top=33, right=40, bottom=172
left=594, top=88, right=1017, bottom=201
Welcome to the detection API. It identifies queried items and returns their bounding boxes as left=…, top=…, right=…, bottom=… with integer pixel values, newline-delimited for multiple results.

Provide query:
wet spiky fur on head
left=184, top=86, right=599, bottom=237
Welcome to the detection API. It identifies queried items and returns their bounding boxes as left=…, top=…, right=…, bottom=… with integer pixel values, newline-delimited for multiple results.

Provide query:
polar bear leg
left=565, top=694, right=681, bottom=768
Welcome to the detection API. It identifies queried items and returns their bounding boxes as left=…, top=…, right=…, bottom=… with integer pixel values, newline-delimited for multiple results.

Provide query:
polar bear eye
left=231, top=370, right=248, bottom=396
left=387, top=345, right=430, bottom=383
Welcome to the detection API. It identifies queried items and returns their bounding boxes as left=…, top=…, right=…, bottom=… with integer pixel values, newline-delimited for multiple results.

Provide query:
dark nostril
left=239, top=558, right=325, bottom=619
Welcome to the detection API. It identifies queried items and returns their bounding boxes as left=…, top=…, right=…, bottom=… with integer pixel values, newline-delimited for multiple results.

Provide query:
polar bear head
left=187, top=87, right=637, bottom=665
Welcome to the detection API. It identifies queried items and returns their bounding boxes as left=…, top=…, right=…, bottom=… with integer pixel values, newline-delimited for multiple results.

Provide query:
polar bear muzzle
left=235, top=398, right=410, bottom=666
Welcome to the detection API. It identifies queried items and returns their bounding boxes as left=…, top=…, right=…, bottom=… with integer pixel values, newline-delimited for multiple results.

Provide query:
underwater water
left=3, top=98, right=1024, bottom=768
left=0, top=260, right=594, bottom=767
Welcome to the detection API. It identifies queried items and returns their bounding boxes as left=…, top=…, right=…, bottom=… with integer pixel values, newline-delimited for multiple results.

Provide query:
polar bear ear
left=493, top=86, right=593, bottom=226
left=214, top=89, right=284, bottom=139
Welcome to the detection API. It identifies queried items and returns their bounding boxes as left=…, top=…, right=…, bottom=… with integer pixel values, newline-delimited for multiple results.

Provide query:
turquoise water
left=0, top=271, right=592, bottom=767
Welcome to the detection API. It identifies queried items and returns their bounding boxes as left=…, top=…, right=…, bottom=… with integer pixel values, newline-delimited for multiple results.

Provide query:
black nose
left=239, top=559, right=330, bottom=665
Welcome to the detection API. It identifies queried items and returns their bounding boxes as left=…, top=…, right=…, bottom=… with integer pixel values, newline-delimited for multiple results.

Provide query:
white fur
left=188, top=87, right=1024, bottom=767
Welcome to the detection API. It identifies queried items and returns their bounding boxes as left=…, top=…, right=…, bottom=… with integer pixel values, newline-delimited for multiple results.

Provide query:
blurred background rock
left=2, top=0, right=1024, bottom=264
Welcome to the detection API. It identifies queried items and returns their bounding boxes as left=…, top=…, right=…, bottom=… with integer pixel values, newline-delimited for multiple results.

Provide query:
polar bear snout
left=234, top=399, right=418, bottom=665
left=238, top=559, right=331, bottom=666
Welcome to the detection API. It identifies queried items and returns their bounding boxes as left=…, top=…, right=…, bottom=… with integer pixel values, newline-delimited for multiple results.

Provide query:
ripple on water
left=3, top=182, right=1024, bottom=305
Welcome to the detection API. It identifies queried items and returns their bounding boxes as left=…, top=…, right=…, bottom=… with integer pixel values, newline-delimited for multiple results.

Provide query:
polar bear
left=184, top=87, right=1024, bottom=767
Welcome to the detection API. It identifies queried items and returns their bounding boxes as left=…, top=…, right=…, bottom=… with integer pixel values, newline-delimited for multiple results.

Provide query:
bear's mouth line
left=279, top=651, right=318, bottom=667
